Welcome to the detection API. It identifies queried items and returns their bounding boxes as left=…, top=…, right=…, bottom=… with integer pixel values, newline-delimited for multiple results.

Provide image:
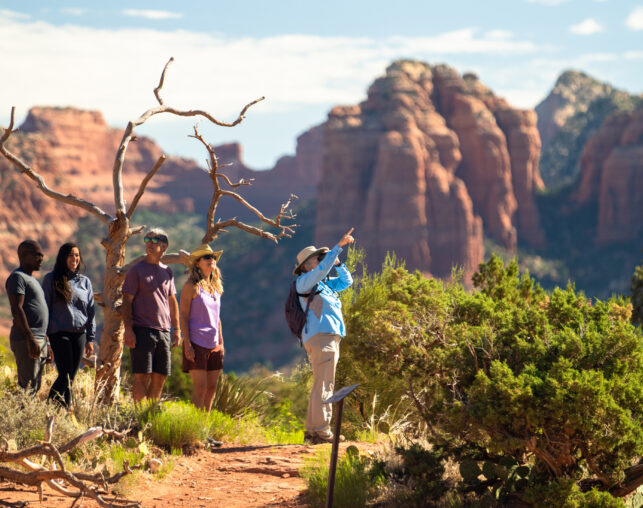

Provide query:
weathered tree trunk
left=95, top=214, right=130, bottom=404
left=1, top=57, right=294, bottom=407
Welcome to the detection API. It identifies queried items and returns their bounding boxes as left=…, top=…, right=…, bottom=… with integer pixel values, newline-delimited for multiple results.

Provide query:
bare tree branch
left=0, top=107, right=114, bottom=224
left=126, top=155, right=167, bottom=218
left=187, top=125, right=297, bottom=245
left=0, top=421, right=139, bottom=508
left=112, top=58, right=264, bottom=215
left=219, top=189, right=297, bottom=230
left=206, top=217, right=297, bottom=244
left=154, top=57, right=174, bottom=106
left=216, top=172, right=254, bottom=188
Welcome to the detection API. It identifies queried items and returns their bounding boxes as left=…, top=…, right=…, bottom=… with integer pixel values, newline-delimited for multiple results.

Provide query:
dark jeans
left=48, top=331, right=86, bottom=407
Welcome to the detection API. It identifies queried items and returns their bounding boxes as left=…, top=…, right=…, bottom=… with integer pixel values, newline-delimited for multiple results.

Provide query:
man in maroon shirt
left=122, top=228, right=182, bottom=402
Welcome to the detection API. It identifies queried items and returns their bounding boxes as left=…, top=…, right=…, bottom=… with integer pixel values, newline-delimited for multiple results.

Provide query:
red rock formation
left=315, top=60, right=545, bottom=278
left=0, top=107, right=316, bottom=287
left=575, top=106, right=643, bottom=244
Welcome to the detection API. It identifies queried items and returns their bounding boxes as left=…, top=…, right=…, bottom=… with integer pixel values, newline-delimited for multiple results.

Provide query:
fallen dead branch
left=0, top=417, right=140, bottom=508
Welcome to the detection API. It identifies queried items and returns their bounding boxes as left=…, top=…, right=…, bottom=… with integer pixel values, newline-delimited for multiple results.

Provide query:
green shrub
left=139, top=400, right=210, bottom=450
left=211, top=372, right=271, bottom=417
left=301, top=447, right=384, bottom=508
left=339, top=252, right=643, bottom=504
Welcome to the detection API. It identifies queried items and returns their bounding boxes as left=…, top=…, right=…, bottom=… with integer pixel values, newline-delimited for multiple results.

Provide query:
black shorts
left=130, top=326, right=171, bottom=376
left=182, top=342, right=224, bottom=373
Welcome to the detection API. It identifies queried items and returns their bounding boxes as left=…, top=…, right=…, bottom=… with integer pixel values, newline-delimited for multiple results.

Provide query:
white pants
left=304, top=333, right=341, bottom=436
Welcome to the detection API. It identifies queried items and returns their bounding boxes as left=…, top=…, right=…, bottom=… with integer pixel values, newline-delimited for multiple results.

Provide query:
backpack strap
left=299, top=283, right=321, bottom=346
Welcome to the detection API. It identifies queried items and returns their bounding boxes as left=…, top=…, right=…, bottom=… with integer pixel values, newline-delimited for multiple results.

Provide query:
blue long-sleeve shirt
left=296, top=245, right=353, bottom=343
left=42, top=272, right=96, bottom=341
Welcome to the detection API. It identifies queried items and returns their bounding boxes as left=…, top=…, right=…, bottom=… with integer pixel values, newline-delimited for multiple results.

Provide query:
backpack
left=284, top=281, right=321, bottom=347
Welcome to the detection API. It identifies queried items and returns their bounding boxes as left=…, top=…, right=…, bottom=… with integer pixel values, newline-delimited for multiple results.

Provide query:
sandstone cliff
left=574, top=105, right=643, bottom=244
left=0, top=107, right=314, bottom=287
left=314, top=60, right=546, bottom=278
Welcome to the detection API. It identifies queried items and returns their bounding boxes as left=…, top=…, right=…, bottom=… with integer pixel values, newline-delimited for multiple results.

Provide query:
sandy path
left=0, top=441, right=377, bottom=507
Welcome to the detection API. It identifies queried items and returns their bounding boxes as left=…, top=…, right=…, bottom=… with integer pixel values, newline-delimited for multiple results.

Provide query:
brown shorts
left=182, top=342, right=223, bottom=372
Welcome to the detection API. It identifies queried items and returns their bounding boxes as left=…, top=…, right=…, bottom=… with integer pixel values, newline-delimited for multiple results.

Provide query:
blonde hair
left=189, top=262, right=223, bottom=294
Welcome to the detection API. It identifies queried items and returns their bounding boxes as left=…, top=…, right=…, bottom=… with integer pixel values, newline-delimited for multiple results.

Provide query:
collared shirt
left=296, top=245, right=353, bottom=343
left=42, top=272, right=96, bottom=341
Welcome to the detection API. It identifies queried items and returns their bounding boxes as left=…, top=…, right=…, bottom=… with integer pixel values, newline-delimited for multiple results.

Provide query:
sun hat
left=189, top=244, right=223, bottom=268
left=293, top=245, right=330, bottom=275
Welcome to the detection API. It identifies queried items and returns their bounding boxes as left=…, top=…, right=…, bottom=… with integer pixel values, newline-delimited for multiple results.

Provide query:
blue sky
left=1, top=1, right=641, bottom=168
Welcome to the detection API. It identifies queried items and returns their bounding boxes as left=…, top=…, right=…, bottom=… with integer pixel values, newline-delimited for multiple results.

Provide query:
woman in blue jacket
left=294, top=228, right=354, bottom=443
left=42, top=243, right=96, bottom=407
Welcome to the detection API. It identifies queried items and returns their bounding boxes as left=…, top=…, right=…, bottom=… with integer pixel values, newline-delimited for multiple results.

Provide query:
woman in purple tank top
left=179, top=244, right=224, bottom=411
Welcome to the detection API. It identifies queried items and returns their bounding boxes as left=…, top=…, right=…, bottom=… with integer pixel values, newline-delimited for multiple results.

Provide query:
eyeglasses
left=144, top=235, right=168, bottom=244
left=199, top=254, right=216, bottom=261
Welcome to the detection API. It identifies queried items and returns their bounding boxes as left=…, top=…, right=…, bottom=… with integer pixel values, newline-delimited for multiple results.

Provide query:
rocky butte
left=313, top=60, right=545, bottom=279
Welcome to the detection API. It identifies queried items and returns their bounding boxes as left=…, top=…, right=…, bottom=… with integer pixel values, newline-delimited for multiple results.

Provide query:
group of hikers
left=5, top=226, right=355, bottom=445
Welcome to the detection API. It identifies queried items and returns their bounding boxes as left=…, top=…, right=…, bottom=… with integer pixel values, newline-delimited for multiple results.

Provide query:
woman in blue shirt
left=294, top=228, right=354, bottom=443
left=42, top=242, right=96, bottom=407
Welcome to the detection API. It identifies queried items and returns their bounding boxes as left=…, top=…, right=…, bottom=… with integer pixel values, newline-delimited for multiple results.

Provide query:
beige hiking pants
left=304, top=333, right=341, bottom=437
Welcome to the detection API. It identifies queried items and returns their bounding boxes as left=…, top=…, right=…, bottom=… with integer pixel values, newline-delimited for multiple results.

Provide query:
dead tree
left=0, top=57, right=297, bottom=404
left=0, top=417, right=139, bottom=507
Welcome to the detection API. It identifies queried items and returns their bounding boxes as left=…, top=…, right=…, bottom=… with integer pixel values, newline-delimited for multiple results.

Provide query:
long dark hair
left=53, top=242, right=85, bottom=303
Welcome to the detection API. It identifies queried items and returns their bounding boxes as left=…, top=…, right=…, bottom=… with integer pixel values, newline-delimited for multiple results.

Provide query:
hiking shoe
left=311, top=433, right=345, bottom=445
left=207, top=437, right=223, bottom=448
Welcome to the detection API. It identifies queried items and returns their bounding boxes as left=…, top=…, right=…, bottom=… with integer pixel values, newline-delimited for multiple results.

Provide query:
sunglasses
left=144, top=235, right=168, bottom=244
left=199, top=254, right=217, bottom=261
left=317, top=253, right=326, bottom=261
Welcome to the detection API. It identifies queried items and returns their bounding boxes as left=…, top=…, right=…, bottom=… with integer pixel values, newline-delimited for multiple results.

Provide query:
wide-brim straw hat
left=293, top=245, right=330, bottom=275
left=189, top=244, right=223, bottom=268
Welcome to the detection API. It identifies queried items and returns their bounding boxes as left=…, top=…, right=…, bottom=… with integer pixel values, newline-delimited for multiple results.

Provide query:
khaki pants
left=304, top=333, right=341, bottom=437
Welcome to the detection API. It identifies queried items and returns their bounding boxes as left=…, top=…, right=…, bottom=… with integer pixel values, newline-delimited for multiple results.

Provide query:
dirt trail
left=0, top=441, right=379, bottom=507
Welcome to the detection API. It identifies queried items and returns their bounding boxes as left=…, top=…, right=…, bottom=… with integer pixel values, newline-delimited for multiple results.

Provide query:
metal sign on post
left=321, top=383, right=360, bottom=508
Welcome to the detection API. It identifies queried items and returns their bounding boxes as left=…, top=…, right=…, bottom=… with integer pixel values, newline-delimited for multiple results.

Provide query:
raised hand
left=337, top=227, right=355, bottom=248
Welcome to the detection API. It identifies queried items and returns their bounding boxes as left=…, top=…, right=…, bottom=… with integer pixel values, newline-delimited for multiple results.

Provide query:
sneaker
left=207, top=437, right=223, bottom=448
left=311, top=433, right=345, bottom=444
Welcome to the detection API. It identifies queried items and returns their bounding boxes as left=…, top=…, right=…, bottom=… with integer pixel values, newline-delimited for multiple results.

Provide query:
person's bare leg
left=204, top=370, right=221, bottom=412
left=133, top=373, right=151, bottom=403
left=148, top=373, right=167, bottom=400
left=190, top=370, right=207, bottom=409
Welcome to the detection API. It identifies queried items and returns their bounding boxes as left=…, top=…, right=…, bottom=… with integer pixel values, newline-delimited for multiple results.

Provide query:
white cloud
left=484, top=30, right=514, bottom=40
left=61, top=8, right=88, bottom=17
left=0, top=9, right=29, bottom=19
left=0, top=18, right=541, bottom=122
left=626, top=6, right=643, bottom=30
left=0, top=15, right=552, bottom=165
left=569, top=18, right=604, bottom=35
left=526, top=0, right=571, bottom=5
left=122, top=9, right=182, bottom=20
left=390, top=28, right=537, bottom=55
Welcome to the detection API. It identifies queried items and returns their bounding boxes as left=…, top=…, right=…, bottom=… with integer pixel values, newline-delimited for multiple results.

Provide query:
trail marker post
left=322, top=383, right=360, bottom=508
